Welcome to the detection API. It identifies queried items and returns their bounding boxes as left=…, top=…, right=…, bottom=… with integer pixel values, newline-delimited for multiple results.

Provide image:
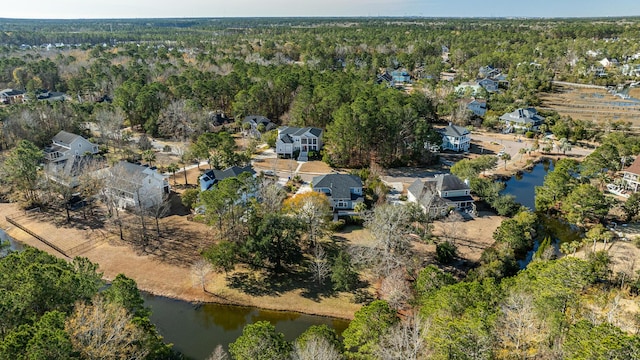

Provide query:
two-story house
left=0, top=89, right=26, bottom=104
left=199, top=165, right=256, bottom=191
left=478, top=78, right=498, bottom=93
left=499, top=108, right=545, bottom=132
left=622, top=156, right=640, bottom=193
left=43, top=131, right=101, bottom=188
left=312, top=174, right=364, bottom=211
left=102, top=161, right=169, bottom=210
left=275, top=126, right=323, bottom=161
left=439, top=123, right=471, bottom=152
left=407, top=174, right=474, bottom=217
left=465, top=98, right=487, bottom=117
left=45, top=131, right=99, bottom=163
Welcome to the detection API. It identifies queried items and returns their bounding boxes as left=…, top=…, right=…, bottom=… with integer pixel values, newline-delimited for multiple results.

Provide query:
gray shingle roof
left=203, top=165, right=255, bottom=182
left=440, top=124, right=470, bottom=138
left=408, top=174, right=470, bottom=204
left=499, top=108, right=545, bottom=125
left=312, top=174, right=362, bottom=200
left=279, top=126, right=323, bottom=138
left=0, top=88, right=25, bottom=97
left=53, top=130, right=82, bottom=145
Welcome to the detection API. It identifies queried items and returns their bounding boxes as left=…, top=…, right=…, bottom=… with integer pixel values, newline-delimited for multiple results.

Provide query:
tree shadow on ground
left=137, top=221, right=215, bottom=266
left=29, top=206, right=107, bottom=231
left=225, top=266, right=336, bottom=300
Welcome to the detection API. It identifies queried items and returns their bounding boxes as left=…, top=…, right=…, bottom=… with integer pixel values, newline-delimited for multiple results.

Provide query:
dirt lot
left=541, top=84, right=640, bottom=128
left=336, top=211, right=503, bottom=269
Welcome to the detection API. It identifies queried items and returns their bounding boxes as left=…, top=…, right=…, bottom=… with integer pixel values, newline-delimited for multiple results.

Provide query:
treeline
left=0, top=248, right=178, bottom=359
left=220, top=255, right=640, bottom=359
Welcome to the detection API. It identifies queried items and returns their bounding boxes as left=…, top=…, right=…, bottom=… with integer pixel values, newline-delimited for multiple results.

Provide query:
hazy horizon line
left=2, top=15, right=639, bottom=21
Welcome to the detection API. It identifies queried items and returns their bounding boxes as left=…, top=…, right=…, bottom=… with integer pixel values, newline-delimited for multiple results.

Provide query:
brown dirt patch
left=335, top=212, right=503, bottom=266
left=299, top=161, right=332, bottom=174
left=170, top=166, right=206, bottom=191
left=252, top=158, right=299, bottom=172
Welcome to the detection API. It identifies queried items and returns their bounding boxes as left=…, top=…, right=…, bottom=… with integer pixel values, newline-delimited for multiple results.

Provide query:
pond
left=1, top=230, right=349, bottom=360
left=0, top=229, right=24, bottom=256
left=500, top=159, right=583, bottom=267
left=144, top=294, right=350, bottom=360
left=501, top=159, right=554, bottom=209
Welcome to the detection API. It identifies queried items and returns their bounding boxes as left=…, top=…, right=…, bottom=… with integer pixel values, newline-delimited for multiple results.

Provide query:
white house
left=499, top=108, right=545, bottom=132
left=275, top=126, right=323, bottom=161
left=439, top=123, right=471, bottom=152
left=455, top=81, right=482, bottom=95
left=407, top=174, right=474, bottom=217
left=0, top=89, right=26, bottom=104
left=600, top=58, right=619, bottom=68
left=102, top=161, right=169, bottom=210
left=622, top=157, right=640, bottom=193
left=312, top=174, right=364, bottom=211
left=44, top=131, right=99, bottom=163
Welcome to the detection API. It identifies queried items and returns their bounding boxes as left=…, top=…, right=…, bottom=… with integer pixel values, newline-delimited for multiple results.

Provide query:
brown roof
left=625, top=156, right=640, bottom=175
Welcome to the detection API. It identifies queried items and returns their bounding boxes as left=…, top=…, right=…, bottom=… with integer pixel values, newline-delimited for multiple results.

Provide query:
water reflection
left=199, top=302, right=252, bottom=331
left=501, top=159, right=554, bottom=210
left=0, top=229, right=23, bottom=256
left=143, top=293, right=349, bottom=360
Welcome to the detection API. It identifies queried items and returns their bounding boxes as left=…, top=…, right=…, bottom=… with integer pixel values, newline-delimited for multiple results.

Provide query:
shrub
left=436, top=241, right=457, bottom=264
left=353, top=289, right=374, bottom=304
left=525, top=131, right=535, bottom=138
left=181, top=188, right=199, bottom=210
left=328, top=219, right=346, bottom=232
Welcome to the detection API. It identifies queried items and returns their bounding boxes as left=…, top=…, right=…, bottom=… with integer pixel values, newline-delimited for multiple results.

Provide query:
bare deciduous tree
left=380, top=268, right=413, bottom=310
left=257, top=180, right=286, bottom=214
left=375, top=313, right=431, bottom=360
left=496, top=291, right=547, bottom=358
left=292, top=334, right=343, bottom=360
left=65, top=296, right=149, bottom=360
left=191, top=259, right=213, bottom=293
left=94, top=108, right=125, bottom=152
left=363, top=204, right=417, bottom=277
left=206, top=345, right=229, bottom=360
left=147, top=192, right=171, bottom=240
left=438, top=212, right=466, bottom=246
left=310, top=245, right=331, bottom=286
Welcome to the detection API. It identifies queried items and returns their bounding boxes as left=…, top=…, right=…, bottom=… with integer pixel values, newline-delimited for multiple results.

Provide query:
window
left=312, top=138, right=317, bottom=144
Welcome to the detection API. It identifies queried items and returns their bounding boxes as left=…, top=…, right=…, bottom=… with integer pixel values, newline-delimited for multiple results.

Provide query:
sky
left=3, top=0, right=640, bottom=19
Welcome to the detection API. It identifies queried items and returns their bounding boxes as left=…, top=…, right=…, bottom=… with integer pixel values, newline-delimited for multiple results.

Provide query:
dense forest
left=2, top=17, right=640, bottom=359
